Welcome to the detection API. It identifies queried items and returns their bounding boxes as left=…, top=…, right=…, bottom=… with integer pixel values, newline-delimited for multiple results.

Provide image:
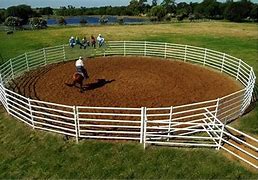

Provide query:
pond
left=47, top=16, right=148, bottom=25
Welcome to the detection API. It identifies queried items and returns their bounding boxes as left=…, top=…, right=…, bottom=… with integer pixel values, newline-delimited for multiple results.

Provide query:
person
left=81, top=37, right=90, bottom=49
left=97, top=34, right=105, bottom=47
left=75, top=37, right=85, bottom=49
left=75, top=56, right=89, bottom=79
left=91, top=35, right=96, bottom=48
left=69, top=36, right=76, bottom=48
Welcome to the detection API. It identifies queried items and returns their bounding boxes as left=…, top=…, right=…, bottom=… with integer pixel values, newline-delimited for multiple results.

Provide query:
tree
left=194, top=0, right=222, bottom=19
left=152, top=0, right=158, bottom=7
left=29, top=17, right=47, bottom=29
left=161, top=0, right=176, bottom=14
left=224, top=0, right=253, bottom=22
left=0, top=9, right=5, bottom=23
left=149, top=5, right=166, bottom=21
left=176, top=2, right=191, bottom=16
left=39, top=7, right=53, bottom=15
left=4, top=16, right=22, bottom=28
left=5, top=4, right=33, bottom=25
left=250, top=4, right=258, bottom=21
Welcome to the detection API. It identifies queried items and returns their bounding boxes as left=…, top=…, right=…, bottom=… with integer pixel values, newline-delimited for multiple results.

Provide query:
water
left=47, top=16, right=148, bottom=25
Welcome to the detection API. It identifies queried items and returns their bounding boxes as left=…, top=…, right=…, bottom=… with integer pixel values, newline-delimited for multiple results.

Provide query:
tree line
left=0, top=0, right=257, bottom=29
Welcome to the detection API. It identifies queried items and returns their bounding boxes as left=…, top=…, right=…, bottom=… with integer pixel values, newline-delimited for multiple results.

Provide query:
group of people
left=69, top=34, right=105, bottom=49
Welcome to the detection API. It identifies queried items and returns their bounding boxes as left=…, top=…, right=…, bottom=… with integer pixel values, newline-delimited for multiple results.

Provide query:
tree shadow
left=84, top=79, right=115, bottom=91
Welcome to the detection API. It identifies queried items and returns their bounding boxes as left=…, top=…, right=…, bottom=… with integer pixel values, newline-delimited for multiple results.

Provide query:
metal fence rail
left=0, top=41, right=257, bottom=169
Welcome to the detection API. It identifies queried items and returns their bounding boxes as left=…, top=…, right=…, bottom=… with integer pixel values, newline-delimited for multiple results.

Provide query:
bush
left=4, top=16, right=22, bottom=27
left=29, top=17, right=47, bottom=29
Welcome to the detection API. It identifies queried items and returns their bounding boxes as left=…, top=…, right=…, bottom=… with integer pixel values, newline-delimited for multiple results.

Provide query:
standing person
left=69, top=36, right=76, bottom=48
left=97, top=34, right=105, bottom=47
left=76, top=37, right=84, bottom=49
left=81, top=37, right=88, bottom=49
left=91, top=35, right=96, bottom=48
left=75, top=56, right=89, bottom=79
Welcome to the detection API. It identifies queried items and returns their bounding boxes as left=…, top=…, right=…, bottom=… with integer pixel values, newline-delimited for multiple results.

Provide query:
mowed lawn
left=0, top=22, right=257, bottom=178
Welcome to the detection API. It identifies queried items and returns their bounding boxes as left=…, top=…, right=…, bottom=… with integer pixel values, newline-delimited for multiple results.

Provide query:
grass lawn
left=0, top=22, right=257, bottom=178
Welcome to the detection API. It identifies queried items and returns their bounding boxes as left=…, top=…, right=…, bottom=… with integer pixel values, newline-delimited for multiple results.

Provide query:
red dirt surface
left=11, top=56, right=242, bottom=108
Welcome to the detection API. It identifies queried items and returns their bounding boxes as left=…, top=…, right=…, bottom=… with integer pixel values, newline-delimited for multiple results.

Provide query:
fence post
left=236, top=60, right=241, bottom=80
left=0, top=73, right=2, bottom=85
left=143, top=107, right=147, bottom=149
left=124, top=41, right=126, bottom=56
left=184, top=45, right=188, bottom=62
left=9, top=59, right=14, bottom=79
left=1, top=85, right=10, bottom=114
left=167, top=106, right=173, bottom=141
left=144, top=41, right=147, bottom=56
left=203, top=48, right=207, bottom=66
left=43, top=48, right=47, bottom=65
left=27, top=98, right=35, bottom=129
left=217, top=121, right=226, bottom=150
left=25, top=52, right=29, bottom=71
left=73, top=106, right=79, bottom=143
left=140, top=107, right=145, bottom=143
left=221, top=53, right=225, bottom=72
left=213, top=98, right=220, bottom=127
left=164, top=43, right=167, bottom=58
left=62, top=45, right=66, bottom=61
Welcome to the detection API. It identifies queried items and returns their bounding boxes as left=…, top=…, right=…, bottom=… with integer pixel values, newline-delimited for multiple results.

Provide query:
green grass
left=0, top=109, right=257, bottom=178
left=0, top=22, right=258, bottom=178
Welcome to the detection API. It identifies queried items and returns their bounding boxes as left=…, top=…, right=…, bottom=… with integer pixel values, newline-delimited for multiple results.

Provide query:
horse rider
left=97, top=34, right=105, bottom=47
left=75, top=57, right=89, bottom=79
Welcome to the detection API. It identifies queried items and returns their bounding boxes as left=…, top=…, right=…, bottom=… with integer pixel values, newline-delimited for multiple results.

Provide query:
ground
left=11, top=56, right=242, bottom=108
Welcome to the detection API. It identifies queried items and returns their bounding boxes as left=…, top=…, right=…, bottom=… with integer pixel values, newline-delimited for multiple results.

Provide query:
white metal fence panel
left=144, top=101, right=220, bottom=148
left=77, top=106, right=142, bottom=141
left=29, top=99, right=76, bottom=137
left=4, top=87, right=33, bottom=127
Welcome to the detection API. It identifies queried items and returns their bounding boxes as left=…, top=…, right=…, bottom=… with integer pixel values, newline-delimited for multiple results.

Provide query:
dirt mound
left=10, top=56, right=242, bottom=108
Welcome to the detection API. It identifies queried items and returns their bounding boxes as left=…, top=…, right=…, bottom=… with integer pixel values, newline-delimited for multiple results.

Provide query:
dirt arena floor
left=10, top=56, right=243, bottom=108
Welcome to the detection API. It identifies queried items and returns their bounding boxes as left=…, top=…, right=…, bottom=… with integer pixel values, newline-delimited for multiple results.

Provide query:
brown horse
left=65, top=72, right=86, bottom=92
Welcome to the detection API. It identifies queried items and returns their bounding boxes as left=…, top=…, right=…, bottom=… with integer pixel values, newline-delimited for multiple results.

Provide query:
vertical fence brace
left=167, top=106, right=173, bottom=141
left=140, top=107, right=145, bottom=144
left=43, top=48, right=47, bottom=65
left=203, top=48, right=207, bottom=66
left=73, top=106, right=79, bottom=143
left=184, top=45, right=188, bottom=62
left=10, top=59, right=14, bottom=79
left=27, top=98, right=35, bottom=129
left=144, top=41, right=147, bottom=56
left=217, top=121, right=226, bottom=150
left=62, top=45, right=66, bottom=61
left=124, top=41, right=126, bottom=56
left=221, top=53, right=225, bottom=72
left=236, top=60, right=241, bottom=80
left=164, top=43, right=167, bottom=58
left=25, top=52, right=29, bottom=71
left=143, top=107, right=147, bottom=149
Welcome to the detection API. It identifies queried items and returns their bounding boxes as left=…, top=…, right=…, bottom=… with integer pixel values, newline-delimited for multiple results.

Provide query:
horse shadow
left=83, top=79, right=115, bottom=91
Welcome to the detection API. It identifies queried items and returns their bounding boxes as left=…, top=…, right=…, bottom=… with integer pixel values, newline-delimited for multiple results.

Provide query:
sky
left=0, top=0, right=257, bottom=8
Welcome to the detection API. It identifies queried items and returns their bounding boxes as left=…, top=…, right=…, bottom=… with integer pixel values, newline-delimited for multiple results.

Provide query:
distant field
left=0, top=22, right=257, bottom=178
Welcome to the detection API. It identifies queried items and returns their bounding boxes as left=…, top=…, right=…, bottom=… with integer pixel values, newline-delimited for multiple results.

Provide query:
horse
left=65, top=72, right=86, bottom=92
